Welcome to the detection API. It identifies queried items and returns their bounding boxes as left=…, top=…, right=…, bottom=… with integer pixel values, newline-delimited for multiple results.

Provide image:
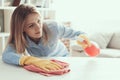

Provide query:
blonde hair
left=7, top=4, right=51, bottom=54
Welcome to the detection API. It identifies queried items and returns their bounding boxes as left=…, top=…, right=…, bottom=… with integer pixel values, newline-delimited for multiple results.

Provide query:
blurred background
left=0, top=0, right=120, bottom=54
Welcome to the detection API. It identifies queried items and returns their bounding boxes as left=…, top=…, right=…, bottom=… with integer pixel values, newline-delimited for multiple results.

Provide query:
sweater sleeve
left=2, top=44, right=22, bottom=65
left=56, top=22, right=85, bottom=39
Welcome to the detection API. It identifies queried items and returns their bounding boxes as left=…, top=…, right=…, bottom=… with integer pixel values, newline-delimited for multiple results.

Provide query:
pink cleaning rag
left=24, top=59, right=70, bottom=76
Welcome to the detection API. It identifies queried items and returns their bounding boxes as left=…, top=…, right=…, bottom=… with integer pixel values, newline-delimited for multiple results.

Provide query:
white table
left=0, top=57, right=120, bottom=80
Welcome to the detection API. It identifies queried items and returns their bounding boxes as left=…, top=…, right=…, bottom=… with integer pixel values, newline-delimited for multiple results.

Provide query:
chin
left=34, top=35, right=41, bottom=38
left=36, top=34, right=42, bottom=38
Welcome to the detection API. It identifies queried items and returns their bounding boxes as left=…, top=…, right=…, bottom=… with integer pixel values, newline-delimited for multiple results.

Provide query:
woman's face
left=24, top=13, right=43, bottom=40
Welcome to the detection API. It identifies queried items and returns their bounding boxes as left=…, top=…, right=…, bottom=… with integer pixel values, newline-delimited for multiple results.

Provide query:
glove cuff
left=19, top=56, right=29, bottom=66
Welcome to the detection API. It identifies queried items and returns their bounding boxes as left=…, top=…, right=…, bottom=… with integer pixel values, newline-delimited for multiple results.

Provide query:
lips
left=35, top=32, right=40, bottom=34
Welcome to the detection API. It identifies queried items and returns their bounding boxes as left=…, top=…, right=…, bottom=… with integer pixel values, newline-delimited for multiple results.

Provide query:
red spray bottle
left=76, top=36, right=100, bottom=57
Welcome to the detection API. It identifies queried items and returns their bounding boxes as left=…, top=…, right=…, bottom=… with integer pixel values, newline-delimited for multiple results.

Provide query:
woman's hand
left=76, top=34, right=91, bottom=49
left=31, top=59, right=63, bottom=71
left=20, top=56, right=63, bottom=71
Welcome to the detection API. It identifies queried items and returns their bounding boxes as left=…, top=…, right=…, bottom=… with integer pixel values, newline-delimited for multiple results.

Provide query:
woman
left=2, top=4, right=90, bottom=71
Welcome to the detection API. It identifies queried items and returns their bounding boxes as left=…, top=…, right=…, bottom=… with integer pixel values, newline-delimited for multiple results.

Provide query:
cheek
left=24, top=29, right=35, bottom=36
left=40, top=27, right=43, bottom=32
left=39, top=26, right=43, bottom=32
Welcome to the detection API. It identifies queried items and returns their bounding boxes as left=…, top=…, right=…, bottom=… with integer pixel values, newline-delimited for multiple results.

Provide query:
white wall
left=54, top=0, right=120, bottom=34
left=4, top=10, right=13, bottom=32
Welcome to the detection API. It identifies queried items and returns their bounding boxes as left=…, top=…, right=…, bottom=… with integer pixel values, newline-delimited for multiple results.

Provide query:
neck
left=30, top=37, right=41, bottom=44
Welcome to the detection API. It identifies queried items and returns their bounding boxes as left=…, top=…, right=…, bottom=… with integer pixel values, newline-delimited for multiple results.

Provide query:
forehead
left=25, top=13, right=41, bottom=23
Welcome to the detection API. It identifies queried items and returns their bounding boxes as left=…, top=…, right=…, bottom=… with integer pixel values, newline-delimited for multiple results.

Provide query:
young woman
left=2, top=4, right=90, bottom=71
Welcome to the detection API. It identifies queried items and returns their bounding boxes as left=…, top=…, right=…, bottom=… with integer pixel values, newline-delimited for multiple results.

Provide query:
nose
left=35, top=23, right=41, bottom=30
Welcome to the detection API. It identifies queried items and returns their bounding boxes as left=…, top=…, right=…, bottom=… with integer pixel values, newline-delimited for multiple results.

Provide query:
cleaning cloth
left=24, top=59, right=70, bottom=76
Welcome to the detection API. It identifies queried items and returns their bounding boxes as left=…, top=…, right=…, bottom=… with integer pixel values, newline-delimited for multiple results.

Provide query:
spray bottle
left=76, top=35, right=100, bottom=57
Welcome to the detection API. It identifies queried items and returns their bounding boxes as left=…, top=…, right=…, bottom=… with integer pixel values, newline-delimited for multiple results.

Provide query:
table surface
left=0, top=57, right=120, bottom=80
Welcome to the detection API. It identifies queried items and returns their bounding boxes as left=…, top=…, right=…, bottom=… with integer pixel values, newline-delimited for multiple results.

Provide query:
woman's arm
left=56, top=22, right=85, bottom=39
left=2, top=44, right=63, bottom=71
left=2, top=44, right=21, bottom=65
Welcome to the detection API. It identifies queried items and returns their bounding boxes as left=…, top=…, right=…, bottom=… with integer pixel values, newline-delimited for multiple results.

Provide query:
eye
left=37, top=19, right=41, bottom=23
left=28, top=24, right=34, bottom=28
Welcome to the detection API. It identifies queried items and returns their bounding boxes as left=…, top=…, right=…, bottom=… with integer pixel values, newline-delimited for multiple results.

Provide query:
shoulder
left=2, top=43, right=16, bottom=56
left=43, top=20, right=60, bottom=28
left=4, top=43, right=15, bottom=51
left=43, top=20, right=59, bottom=33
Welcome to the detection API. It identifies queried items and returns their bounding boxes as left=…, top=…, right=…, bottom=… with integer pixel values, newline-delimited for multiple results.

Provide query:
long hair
left=7, top=4, right=51, bottom=54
